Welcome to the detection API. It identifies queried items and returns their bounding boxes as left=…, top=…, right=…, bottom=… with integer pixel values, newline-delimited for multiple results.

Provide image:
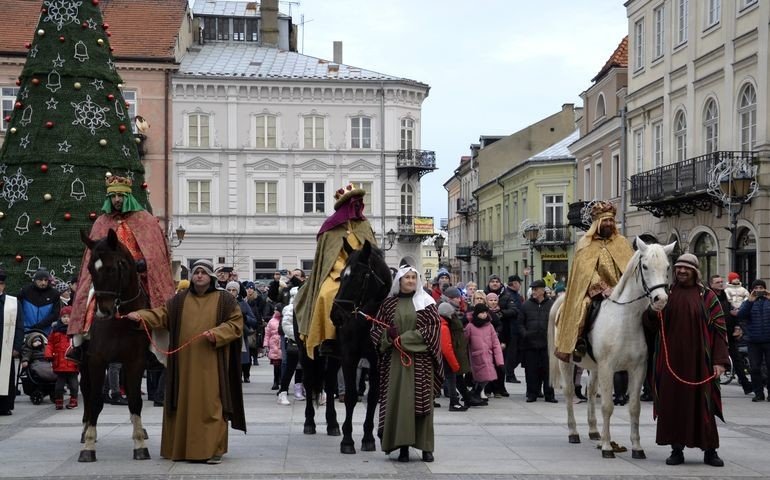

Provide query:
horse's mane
left=609, top=243, right=668, bottom=301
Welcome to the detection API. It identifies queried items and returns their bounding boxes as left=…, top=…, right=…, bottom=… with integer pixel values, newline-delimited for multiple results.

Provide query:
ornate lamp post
left=169, top=224, right=186, bottom=248
left=433, top=234, right=445, bottom=269
left=383, top=228, right=397, bottom=251
left=523, top=222, right=540, bottom=290
left=707, top=153, right=758, bottom=277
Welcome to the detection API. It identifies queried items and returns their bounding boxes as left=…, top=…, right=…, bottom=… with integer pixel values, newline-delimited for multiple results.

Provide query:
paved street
left=1, top=362, right=769, bottom=479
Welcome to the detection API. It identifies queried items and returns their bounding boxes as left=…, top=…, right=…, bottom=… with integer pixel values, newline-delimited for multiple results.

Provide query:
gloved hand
left=387, top=325, right=399, bottom=340
left=136, top=258, right=147, bottom=273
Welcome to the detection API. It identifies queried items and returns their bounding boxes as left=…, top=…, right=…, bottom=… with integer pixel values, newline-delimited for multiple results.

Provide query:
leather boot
left=704, top=449, right=724, bottom=467
left=55, top=398, right=64, bottom=410
left=66, top=396, right=78, bottom=409
left=575, top=385, right=587, bottom=401
left=398, top=446, right=409, bottom=462
left=665, top=445, right=684, bottom=465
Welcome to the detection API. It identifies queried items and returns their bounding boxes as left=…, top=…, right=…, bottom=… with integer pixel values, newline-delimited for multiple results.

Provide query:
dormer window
left=202, top=16, right=259, bottom=43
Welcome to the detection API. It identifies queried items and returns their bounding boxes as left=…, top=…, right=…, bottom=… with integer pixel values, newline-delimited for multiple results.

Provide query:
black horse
left=296, top=239, right=391, bottom=453
left=77, top=228, right=151, bottom=462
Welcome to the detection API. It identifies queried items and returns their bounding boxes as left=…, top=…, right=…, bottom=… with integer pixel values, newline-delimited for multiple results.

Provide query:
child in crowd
left=486, top=292, right=510, bottom=398
left=263, top=303, right=284, bottom=390
left=45, top=306, right=79, bottom=409
left=464, top=303, right=504, bottom=405
left=725, top=272, right=750, bottom=310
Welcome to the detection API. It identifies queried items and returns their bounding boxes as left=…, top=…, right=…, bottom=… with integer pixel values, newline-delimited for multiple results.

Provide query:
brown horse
left=77, top=228, right=151, bottom=462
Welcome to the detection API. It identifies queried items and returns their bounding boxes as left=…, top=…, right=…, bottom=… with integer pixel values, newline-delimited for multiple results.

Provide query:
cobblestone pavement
left=1, top=361, right=769, bottom=479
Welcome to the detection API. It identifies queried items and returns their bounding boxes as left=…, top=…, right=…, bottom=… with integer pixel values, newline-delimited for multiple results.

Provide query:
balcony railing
left=396, top=215, right=434, bottom=238
left=567, top=201, right=590, bottom=230
left=471, top=241, right=493, bottom=258
left=534, top=224, right=572, bottom=249
left=396, top=149, right=437, bottom=179
left=630, top=151, right=756, bottom=217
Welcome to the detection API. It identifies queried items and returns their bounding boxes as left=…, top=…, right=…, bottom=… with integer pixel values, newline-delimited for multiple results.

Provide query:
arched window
left=693, top=233, right=717, bottom=281
left=674, top=111, right=687, bottom=162
left=595, top=94, right=606, bottom=120
left=703, top=99, right=719, bottom=154
left=738, top=83, right=756, bottom=152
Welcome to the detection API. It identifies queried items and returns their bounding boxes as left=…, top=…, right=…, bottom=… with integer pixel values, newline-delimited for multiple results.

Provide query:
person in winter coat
left=725, top=272, right=751, bottom=310
left=737, top=279, right=770, bottom=401
left=485, top=292, right=510, bottom=398
left=518, top=280, right=557, bottom=403
left=263, top=304, right=284, bottom=390
left=437, top=302, right=471, bottom=411
left=44, top=306, right=79, bottom=410
left=464, top=303, right=504, bottom=404
left=19, top=269, right=60, bottom=335
left=486, top=274, right=522, bottom=383
left=226, top=282, right=258, bottom=383
left=277, top=287, right=304, bottom=406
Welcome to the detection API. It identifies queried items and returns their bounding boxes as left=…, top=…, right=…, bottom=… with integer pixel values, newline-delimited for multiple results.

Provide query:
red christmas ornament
left=34, top=219, right=42, bottom=226
left=92, top=0, right=99, bottom=5
left=141, top=182, right=149, bottom=190
left=89, top=212, right=98, bottom=221
left=15, top=79, right=21, bottom=86
left=59, top=35, right=65, bottom=43
left=102, top=23, right=110, bottom=29
left=40, top=164, right=48, bottom=173
left=106, top=32, right=112, bottom=37
left=3, top=115, right=9, bottom=123
left=45, top=121, right=54, bottom=129
left=14, top=101, right=22, bottom=109
left=118, top=124, right=127, bottom=133
left=107, top=94, right=115, bottom=101
left=64, top=213, right=72, bottom=221
left=82, top=22, right=89, bottom=29
left=109, top=47, right=114, bottom=52
left=25, top=42, right=31, bottom=49
left=15, top=254, right=23, bottom=263
left=32, top=78, right=40, bottom=86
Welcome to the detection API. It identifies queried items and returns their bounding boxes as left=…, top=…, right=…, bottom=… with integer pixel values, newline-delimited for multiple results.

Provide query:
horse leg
left=303, top=389, right=317, bottom=434
left=325, top=357, right=340, bottom=436
left=79, top=359, right=91, bottom=444
left=586, top=371, right=600, bottom=441
left=340, top=357, right=358, bottom=453
left=124, top=359, right=150, bottom=460
left=560, top=362, right=579, bottom=444
left=79, top=358, right=107, bottom=462
left=360, top=353, right=378, bottom=452
left=627, top=363, right=646, bottom=459
left=597, top=366, right=615, bottom=458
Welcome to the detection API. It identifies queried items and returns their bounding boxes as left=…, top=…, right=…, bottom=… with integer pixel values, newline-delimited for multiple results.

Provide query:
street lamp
left=523, top=223, right=540, bottom=290
left=707, top=153, right=758, bottom=277
left=169, top=224, right=186, bottom=248
left=433, top=234, right=445, bottom=268
left=383, top=228, right=397, bottom=251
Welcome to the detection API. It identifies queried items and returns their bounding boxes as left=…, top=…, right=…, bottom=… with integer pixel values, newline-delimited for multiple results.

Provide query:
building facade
left=625, top=0, right=769, bottom=283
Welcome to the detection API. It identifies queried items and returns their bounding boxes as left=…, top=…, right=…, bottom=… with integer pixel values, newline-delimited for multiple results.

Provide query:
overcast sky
left=201, top=0, right=629, bottom=223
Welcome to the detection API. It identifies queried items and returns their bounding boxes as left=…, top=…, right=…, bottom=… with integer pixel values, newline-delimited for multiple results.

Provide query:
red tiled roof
left=0, top=0, right=188, bottom=61
left=591, top=36, right=628, bottom=83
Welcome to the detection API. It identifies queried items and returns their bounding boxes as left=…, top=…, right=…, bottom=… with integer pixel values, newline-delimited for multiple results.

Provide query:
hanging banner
left=413, top=216, right=434, bottom=235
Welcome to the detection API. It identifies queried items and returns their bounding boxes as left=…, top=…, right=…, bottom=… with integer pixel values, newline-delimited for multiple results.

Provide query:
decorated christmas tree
left=0, top=0, right=149, bottom=290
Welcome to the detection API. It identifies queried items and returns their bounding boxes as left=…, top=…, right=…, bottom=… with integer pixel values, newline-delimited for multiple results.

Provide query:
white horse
left=547, top=238, right=675, bottom=459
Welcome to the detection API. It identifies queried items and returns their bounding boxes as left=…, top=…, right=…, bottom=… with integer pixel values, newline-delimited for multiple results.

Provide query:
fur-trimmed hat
left=333, top=183, right=366, bottom=210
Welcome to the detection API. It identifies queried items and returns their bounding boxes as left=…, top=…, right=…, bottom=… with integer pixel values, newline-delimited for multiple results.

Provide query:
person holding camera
left=737, top=279, right=770, bottom=402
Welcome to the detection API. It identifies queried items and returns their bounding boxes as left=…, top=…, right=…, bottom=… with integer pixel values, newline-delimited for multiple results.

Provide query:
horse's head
left=331, top=239, right=392, bottom=328
left=635, top=237, right=677, bottom=311
left=81, top=228, right=138, bottom=318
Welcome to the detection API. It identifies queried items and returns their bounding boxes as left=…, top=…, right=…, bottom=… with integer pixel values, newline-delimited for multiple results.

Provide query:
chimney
left=333, top=41, right=343, bottom=64
left=260, top=0, right=279, bottom=47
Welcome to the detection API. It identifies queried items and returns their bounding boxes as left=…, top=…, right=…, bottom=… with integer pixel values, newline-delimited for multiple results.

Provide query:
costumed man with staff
left=67, top=174, right=174, bottom=362
left=554, top=201, right=634, bottom=363
left=294, top=184, right=377, bottom=359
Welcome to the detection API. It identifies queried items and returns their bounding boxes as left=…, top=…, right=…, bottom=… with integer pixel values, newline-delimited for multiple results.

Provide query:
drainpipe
left=379, top=82, right=386, bottom=250
left=620, top=107, right=628, bottom=236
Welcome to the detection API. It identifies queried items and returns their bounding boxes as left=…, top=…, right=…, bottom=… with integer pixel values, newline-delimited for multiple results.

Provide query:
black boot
left=665, top=445, right=684, bottom=465
left=575, top=385, right=587, bottom=401
left=703, top=449, right=724, bottom=467
left=398, top=446, right=409, bottom=462
left=422, top=451, right=434, bottom=462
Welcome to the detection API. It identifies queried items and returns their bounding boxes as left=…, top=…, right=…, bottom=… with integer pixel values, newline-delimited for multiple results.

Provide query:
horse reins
left=608, top=256, right=669, bottom=306
left=357, top=311, right=412, bottom=367
left=92, top=259, right=146, bottom=318
left=138, top=317, right=210, bottom=356
left=657, top=310, right=717, bottom=386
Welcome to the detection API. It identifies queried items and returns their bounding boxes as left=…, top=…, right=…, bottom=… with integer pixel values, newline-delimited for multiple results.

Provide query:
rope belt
left=658, top=311, right=717, bottom=386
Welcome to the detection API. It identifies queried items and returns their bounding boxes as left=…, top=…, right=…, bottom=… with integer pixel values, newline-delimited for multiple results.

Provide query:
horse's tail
left=548, top=294, right=565, bottom=390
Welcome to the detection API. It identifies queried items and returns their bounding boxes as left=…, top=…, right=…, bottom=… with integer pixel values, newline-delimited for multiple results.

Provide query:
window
left=232, top=18, right=245, bottom=41
left=188, top=113, right=209, bottom=147
left=634, top=128, right=644, bottom=173
left=351, top=117, right=371, bottom=149
left=255, top=114, right=277, bottom=148
left=738, top=83, right=756, bottom=151
left=253, top=260, right=278, bottom=282
left=583, top=166, right=591, bottom=200
left=653, top=5, right=664, bottom=59
left=595, top=162, right=603, bottom=200
left=217, top=17, right=230, bottom=40
left=543, top=193, right=565, bottom=242
left=703, top=99, right=719, bottom=154
left=202, top=17, right=217, bottom=42
left=188, top=180, right=211, bottom=214
left=706, top=0, right=720, bottom=28
left=303, top=116, right=324, bottom=149
left=741, top=0, right=758, bottom=9
left=676, top=0, right=688, bottom=45
left=400, top=118, right=414, bottom=150
left=611, top=153, right=620, bottom=198
left=693, top=233, right=717, bottom=280
left=634, top=18, right=645, bottom=71
left=674, top=111, right=687, bottom=162
left=1, top=87, right=19, bottom=131
left=255, top=181, right=277, bottom=214
left=653, top=121, right=663, bottom=167
left=353, top=181, right=372, bottom=215
left=303, top=182, right=325, bottom=214
left=123, top=90, right=137, bottom=132
left=400, top=183, right=414, bottom=218
left=595, top=94, right=606, bottom=119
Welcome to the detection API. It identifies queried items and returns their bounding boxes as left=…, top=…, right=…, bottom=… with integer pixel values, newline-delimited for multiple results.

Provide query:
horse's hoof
left=78, top=450, right=96, bottom=463
left=303, top=425, right=316, bottom=435
left=361, top=440, right=376, bottom=452
left=632, top=449, right=646, bottom=459
left=133, top=448, right=151, bottom=460
left=327, top=426, right=341, bottom=436
left=568, top=434, right=581, bottom=444
left=142, top=428, right=148, bottom=440
left=602, top=450, right=615, bottom=459
left=589, top=432, right=601, bottom=441
left=340, top=444, right=356, bottom=454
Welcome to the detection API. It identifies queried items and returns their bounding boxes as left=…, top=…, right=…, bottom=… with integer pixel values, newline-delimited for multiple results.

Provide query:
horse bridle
left=332, top=259, right=388, bottom=315
left=608, top=255, right=669, bottom=306
left=92, top=257, right=146, bottom=315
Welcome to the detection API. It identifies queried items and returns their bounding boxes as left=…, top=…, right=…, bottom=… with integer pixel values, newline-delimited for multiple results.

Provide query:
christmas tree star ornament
left=90, top=78, right=104, bottom=90
left=45, top=97, right=58, bottom=110
left=61, top=259, right=76, bottom=274
left=29, top=46, right=39, bottom=58
left=61, top=164, right=74, bottom=173
left=57, top=140, right=72, bottom=152
left=19, top=134, right=31, bottom=149
left=52, top=53, right=65, bottom=68
left=42, top=222, right=57, bottom=236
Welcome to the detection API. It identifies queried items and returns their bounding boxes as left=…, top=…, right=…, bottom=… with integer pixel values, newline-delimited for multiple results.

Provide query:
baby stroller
left=17, top=330, right=57, bottom=405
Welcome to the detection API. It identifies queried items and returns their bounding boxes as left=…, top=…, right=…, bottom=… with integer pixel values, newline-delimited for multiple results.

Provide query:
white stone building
left=171, top=0, right=436, bottom=279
